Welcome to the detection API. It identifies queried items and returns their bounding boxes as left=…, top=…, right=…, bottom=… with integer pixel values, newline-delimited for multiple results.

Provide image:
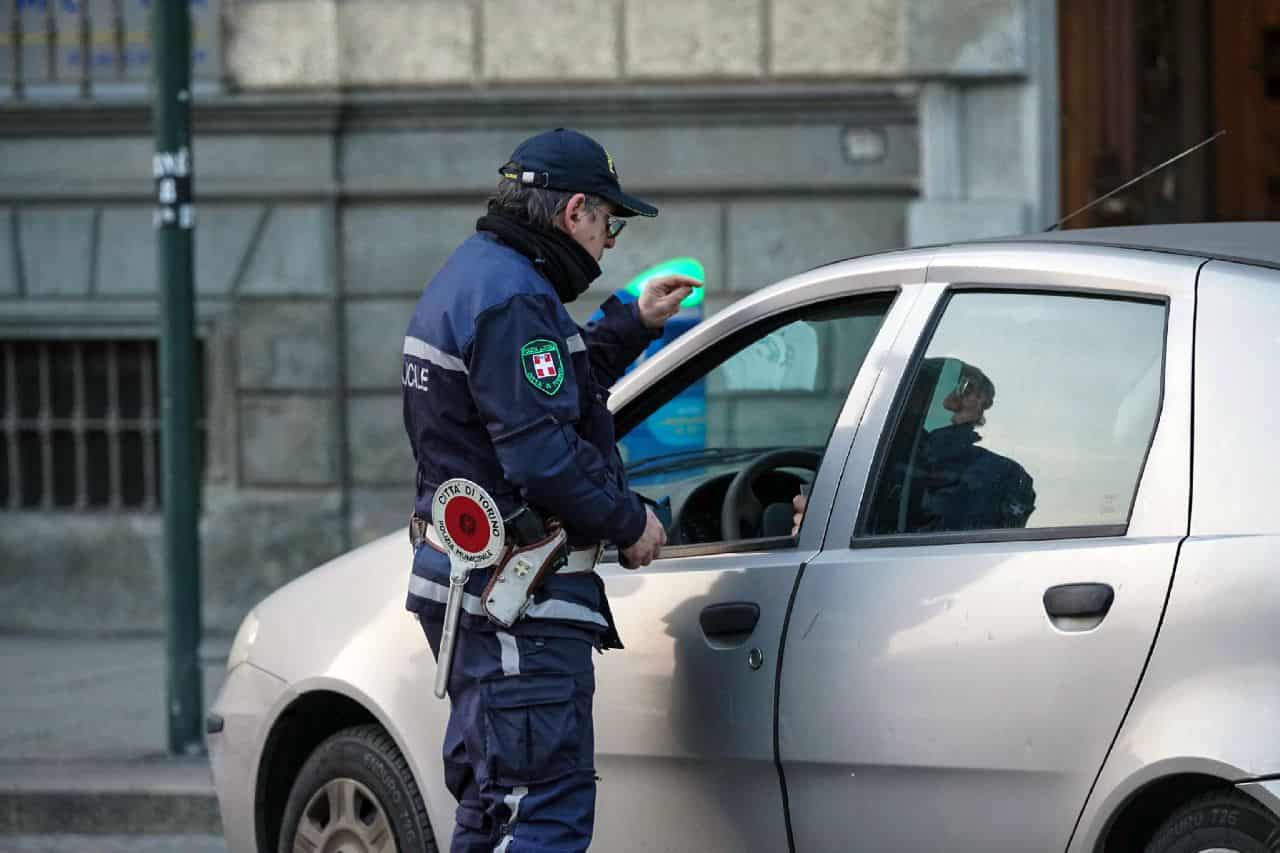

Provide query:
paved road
left=0, top=634, right=231, bottom=842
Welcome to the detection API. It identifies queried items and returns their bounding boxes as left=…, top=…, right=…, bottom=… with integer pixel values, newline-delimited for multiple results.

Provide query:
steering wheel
left=721, top=448, right=823, bottom=541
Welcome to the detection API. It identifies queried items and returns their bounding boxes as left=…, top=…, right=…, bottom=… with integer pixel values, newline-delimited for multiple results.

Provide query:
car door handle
left=699, top=602, right=761, bottom=640
left=1043, top=583, right=1115, bottom=619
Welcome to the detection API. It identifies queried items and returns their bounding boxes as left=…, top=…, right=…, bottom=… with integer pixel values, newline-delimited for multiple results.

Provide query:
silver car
left=208, top=223, right=1280, bottom=853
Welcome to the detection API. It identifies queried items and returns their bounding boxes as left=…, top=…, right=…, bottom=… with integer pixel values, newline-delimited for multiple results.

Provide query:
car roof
left=972, top=222, right=1280, bottom=271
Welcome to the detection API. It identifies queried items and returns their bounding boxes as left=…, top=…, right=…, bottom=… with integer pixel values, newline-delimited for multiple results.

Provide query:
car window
left=624, top=296, right=891, bottom=546
left=862, top=291, right=1165, bottom=537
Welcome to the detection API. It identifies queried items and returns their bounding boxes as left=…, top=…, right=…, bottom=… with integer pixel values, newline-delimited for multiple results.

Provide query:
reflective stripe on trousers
left=419, top=615, right=597, bottom=853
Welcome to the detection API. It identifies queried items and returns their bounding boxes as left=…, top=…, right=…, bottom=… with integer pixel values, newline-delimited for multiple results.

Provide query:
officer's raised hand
left=621, top=506, right=666, bottom=569
left=638, top=275, right=702, bottom=329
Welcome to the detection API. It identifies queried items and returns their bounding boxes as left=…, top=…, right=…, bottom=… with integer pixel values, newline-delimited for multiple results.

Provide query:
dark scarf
left=476, top=210, right=601, bottom=303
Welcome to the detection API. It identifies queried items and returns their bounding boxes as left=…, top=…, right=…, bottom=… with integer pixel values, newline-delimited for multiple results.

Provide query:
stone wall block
left=224, top=0, right=339, bottom=89
left=964, top=83, right=1028, bottom=199
left=350, top=487, right=413, bottom=546
left=238, top=206, right=331, bottom=295
left=342, top=130, right=508, bottom=189
left=342, top=204, right=478, bottom=294
left=348, top=394, right=412, bottom=485
left=0, top=138, right=150, bottom=185
left=906, top=199, right=1027, bottom=246
left=198, top=205, right=265, bottom=296
left=19, top=208, right=95, bottom=297
left=93, top=205, right=270, bottom=298
left=339, top=1, right=473, bottom=85
left=198, top=136, right=334, bottom=184
left=595, top=202, right=723, bottom=299
left=0, top=492, right=351, bottom=633
left=626, top=0, right=762, bottom=79
left=240, top=395, right=337, bottom=485
left=96, top=207, right=156, bottom=296
left=483, top=0, right=619, bottom=82
left=0, top=208, right=17, bottom=296
left=772, top=0, right=904, bottom=76
left=0, top=513, right=163, bottom=632
left=345, top=299, right=416, bottom=390
left=341, top=124, right=917, bottom=193
left=727, top=199, right=906, bottom=292
left=905, top=0, right=1025, bottom=75
left=237, top=300, right=337, bottom=390
left=201, top=488, right=347, bottom=632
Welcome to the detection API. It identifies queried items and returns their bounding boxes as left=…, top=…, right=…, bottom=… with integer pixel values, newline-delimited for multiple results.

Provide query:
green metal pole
left=152, top=0, right=202, bottom=755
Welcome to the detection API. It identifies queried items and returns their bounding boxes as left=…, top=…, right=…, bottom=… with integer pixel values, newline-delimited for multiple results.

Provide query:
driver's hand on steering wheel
left=791, top=493, right=808, bottom=537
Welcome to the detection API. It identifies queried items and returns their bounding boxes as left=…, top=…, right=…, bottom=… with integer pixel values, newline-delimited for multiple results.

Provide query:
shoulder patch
left=520, top=339, right=565, bottom=395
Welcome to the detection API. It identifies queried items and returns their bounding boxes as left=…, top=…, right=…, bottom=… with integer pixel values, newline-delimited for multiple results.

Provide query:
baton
left=434, top=561, right=470, bottom=698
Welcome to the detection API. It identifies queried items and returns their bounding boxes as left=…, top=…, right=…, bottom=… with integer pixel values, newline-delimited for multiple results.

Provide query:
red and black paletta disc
left=432, top=478, right=505, bottom=566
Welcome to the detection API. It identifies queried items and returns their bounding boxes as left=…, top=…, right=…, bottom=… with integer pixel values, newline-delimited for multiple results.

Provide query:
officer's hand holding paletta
left=619, top=274, right=701, bottom=570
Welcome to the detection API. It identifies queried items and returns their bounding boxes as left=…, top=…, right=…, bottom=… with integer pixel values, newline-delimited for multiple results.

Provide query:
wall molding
left=0, top=83, right=917, bottom=137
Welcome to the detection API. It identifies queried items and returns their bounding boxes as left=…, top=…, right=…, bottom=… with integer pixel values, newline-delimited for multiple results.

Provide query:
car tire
left=1144, top=790, right=1280, bottom=853
left=278, top=723, right=436, bottom=853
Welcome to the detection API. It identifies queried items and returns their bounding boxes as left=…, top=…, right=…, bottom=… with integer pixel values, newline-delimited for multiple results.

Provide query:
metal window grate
left=0, top=339, right=205, bottom=510
left=2, top=0, right=220, bottom=100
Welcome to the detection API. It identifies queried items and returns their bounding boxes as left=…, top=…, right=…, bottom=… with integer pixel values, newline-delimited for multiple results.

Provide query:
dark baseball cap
left=501, top=128, right=658, bottom=218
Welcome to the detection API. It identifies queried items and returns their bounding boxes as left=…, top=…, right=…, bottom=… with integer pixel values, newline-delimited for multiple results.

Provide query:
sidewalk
left=0, top=633, right=230, bottom=838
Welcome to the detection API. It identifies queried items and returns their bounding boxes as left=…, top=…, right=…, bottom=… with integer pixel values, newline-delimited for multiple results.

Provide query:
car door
left=586, top=261, right=924, bottom=852
left=779, top=246, right=1199, bottom=852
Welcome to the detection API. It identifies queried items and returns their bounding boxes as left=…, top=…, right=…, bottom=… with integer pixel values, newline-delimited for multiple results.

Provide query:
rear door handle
left=699, top=602, right=760, bottom=644
left=1044, top=583, right=1115, bottom=619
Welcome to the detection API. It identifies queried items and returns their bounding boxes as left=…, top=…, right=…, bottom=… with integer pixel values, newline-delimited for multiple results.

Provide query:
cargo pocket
left=483, top=674, right=580, bottom=787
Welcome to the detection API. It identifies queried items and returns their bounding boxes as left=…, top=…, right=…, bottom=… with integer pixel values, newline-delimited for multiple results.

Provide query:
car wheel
left=278, top=723, right=435, bottom=853
left=1145, top=790, right=1280, bottom=853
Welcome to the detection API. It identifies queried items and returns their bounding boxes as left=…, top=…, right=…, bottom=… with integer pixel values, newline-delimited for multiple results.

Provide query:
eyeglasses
left=585, top=201, right=625, bottom=239
left=604, top=215, right=626, bottom=239
left=952, top=375, right=992, bottom=401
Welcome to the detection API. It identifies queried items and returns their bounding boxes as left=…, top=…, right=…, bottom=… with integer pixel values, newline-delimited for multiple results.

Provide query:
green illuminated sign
left=623, top=257, right=705, bottom=308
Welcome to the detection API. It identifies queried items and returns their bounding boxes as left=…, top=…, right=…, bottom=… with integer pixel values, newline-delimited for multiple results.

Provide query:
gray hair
left=488, top=168, right=605, bottom=230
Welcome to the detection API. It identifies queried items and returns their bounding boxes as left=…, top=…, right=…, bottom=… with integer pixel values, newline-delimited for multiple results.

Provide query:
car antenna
left=1045, top=129, right=1226, bottom=231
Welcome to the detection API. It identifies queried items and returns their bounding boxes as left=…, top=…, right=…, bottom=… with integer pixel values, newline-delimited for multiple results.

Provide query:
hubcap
left=292, top=777, right=398, bottom=853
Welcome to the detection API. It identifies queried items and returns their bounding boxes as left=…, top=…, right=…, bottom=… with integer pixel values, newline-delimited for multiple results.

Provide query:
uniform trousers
left=420, top=615, right=597, bottom=853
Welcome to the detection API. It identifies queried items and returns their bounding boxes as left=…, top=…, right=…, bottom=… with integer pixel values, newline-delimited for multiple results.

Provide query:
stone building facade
left=0, top=0, right=1058, bottom=632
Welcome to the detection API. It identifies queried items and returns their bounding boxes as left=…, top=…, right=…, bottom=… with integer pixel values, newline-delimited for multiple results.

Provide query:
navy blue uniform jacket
left=910, top=423, right=1037, bottom=531
left=402, top=232, right=657, bottom=647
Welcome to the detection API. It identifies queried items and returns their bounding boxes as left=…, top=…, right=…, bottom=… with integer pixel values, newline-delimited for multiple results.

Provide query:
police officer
left=402, top=128, right=698, bottom=853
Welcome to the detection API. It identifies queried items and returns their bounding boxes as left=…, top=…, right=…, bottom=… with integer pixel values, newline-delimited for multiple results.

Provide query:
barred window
left=0, top=340, right=205, bottom=510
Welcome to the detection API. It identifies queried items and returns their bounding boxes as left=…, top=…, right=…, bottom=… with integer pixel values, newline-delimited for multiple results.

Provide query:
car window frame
left=850, top=285, right=1171, bottom=549
left=605, top=289, right=900, bottom=561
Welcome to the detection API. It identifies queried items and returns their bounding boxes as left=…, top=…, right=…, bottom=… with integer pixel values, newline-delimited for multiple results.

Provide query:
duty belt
left=412, top=516, right=602, bottom=574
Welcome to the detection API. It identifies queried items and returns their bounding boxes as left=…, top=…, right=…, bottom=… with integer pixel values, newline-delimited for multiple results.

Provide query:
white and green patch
left=520, top=338, right=565, bottom=395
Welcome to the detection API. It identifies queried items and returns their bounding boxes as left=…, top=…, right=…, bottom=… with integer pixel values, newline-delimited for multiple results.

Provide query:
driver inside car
left=791, top=361, right=1036, bottom=534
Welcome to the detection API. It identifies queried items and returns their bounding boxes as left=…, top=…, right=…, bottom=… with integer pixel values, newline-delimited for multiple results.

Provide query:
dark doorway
left=1059, top=0, right=1277, bottom=227
left=1213, top=0, right=1280, bottom=220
